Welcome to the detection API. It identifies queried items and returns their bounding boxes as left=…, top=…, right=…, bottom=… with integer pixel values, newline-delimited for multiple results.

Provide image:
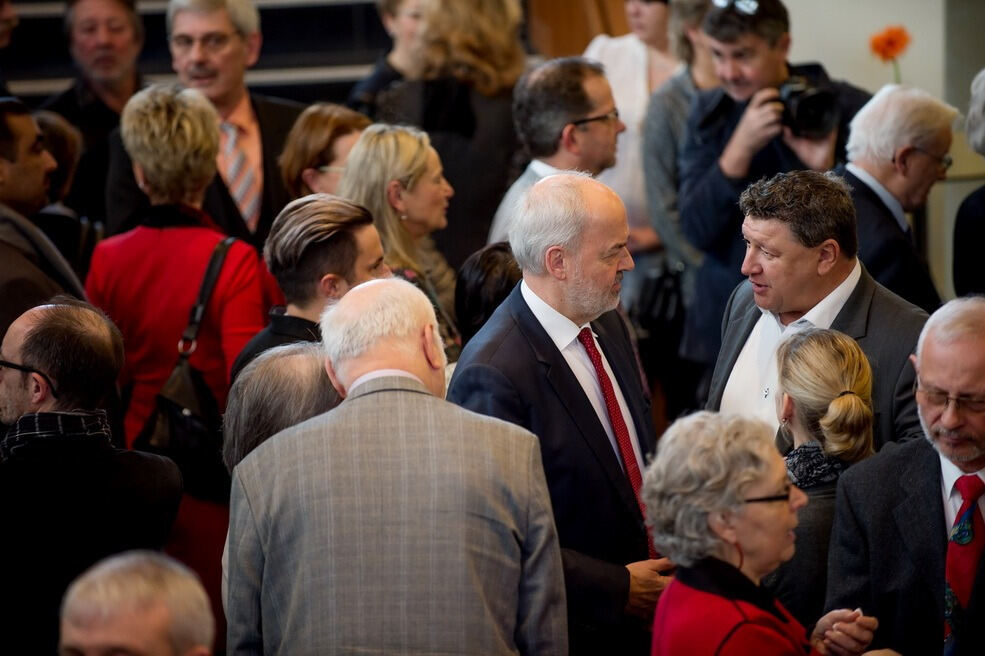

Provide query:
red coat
left=652, top=558, right=821, bottom=656
left=86, top=206, right=267, bottom=447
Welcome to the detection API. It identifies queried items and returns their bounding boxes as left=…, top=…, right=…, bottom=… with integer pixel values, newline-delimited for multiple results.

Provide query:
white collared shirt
left=720, top=260, right=863, bottom=431
left=846, top=163, right=909, bottom=234
left=939, top=453, right=985, bottom=530
left=348, top=369, right=426, bottom=395
left=521, top=281, right=644, bottom=473
left=528, top=158, right=566, bottom=179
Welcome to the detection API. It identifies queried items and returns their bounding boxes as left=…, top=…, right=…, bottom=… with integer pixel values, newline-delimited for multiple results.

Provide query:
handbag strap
left=178, top=236, right=237, bottom=354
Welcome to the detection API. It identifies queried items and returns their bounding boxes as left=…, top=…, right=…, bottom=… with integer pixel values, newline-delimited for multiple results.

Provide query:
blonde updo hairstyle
left=336, top=123, right=431, bottom=276
left=120, top=84, right=219, bottom=205
left=776, top=328, right=874, bottom=463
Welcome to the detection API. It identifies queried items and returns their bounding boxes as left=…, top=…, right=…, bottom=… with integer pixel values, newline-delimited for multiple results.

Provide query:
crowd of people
left=1, top=0, right=984, bottom=654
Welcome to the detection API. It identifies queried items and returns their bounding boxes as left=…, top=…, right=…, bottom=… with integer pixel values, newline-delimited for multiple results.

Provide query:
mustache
left=185, top=65, right=216, bottom=77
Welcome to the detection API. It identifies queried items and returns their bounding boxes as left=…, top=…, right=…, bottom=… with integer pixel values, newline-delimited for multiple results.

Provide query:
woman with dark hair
left=454, top=241, right=521, bottom=346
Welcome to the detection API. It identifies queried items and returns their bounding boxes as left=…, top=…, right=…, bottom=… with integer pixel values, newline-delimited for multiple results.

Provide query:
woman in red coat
left=85, top=83, right=267, bottom=650
left=641, top=412, right=894, bottom=656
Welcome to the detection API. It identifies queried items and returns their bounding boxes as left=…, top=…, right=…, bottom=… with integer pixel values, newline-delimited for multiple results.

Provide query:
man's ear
left=324, top=359, right=347, bottom=399
left=544, top=245, right=567, bottom=280
left=28, top=372, right=51, bottom=408
left=422, top=322, right=443, bottom=371
left=386, top=179, right=405, bottom=214
left=892, top=146, right=914, bottom=175
left=909, top=353, right=918, bottom=377
left=243, top=31, right=262, bottom=68
left=300, top=167, right=321, bottom=193
left=816, top=238, right=840, bottom=275
left=558, top=122, right=580, bottom=155
left=318, top=273, right=348, bottom=302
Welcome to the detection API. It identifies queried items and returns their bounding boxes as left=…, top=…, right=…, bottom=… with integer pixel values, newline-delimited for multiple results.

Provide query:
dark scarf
left=0, top=410, right=113, bottom=462
left=785, top=440, right=845, bottom=489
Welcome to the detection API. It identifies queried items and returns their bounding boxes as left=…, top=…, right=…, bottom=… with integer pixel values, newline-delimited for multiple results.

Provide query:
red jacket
left=652, top=558, right=821, bottom=656
left=86, top=205, right=267, bottom=446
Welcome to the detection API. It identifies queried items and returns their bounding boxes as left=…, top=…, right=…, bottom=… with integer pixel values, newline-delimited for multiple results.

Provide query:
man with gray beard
left=827, top=297, right=985, bottom=655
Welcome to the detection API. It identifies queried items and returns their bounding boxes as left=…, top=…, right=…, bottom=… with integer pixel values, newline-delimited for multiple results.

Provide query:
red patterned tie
left=946, top=475, right=985, bottom=611
left=577, top=327, right=656, bottom=559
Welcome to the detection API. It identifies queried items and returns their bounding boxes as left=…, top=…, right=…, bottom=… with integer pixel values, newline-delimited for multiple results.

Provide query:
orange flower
left=870, top=25, right=911, bottom=62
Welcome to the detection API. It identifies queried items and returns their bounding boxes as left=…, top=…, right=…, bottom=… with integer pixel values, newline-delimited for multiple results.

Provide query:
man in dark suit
left=707, top=170, right=927, bottom=450
left=448, top=173, right=670, bottom=655
left=0, top=300, right=182, bottom=653
left=837, top=84, right=957, bottom=313
left=827, top=297, right=985, bottom=655
left=104, top=0, right=302, bottom=248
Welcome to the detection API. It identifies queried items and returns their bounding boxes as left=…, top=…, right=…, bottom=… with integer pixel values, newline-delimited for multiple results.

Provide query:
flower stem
left=892, top=58, right=901, bottom=84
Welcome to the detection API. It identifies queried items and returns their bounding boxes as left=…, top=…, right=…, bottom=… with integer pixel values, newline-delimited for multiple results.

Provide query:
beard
left=565, top=269, right=622, bottom=325
left=918, top=405, right=985, bottom=465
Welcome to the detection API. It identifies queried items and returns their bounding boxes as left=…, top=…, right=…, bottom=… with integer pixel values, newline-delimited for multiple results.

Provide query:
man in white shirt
left=707, top=169, right=927, bottom=449
left=487, top=57, right=626, bottom=244
left=827, top=297, right=985, bottom=654
left=836, top=84, right=957, bottom=313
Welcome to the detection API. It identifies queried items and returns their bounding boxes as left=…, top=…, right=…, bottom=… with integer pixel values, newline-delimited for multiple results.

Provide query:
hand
left=811, top=608, right=878, bottom=656
left=627, top=226, right=662, bottom=254
left=624, top=558, right=674, bottom=620
left=719, top=88, right=784, bottom=178
left=782, top=124, right=837, bottom=171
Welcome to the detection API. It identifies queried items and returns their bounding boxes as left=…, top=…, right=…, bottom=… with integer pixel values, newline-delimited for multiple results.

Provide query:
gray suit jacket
left=707, top=265, right=927, bottom=449
left=226, top=375, right=567, bottom=655
left=488, top=162, right=544, bottom=244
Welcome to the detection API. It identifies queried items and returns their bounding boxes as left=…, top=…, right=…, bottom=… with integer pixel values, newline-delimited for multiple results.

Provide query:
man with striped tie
left=827, top=297, right=985, bottom=655
left=105, top=0, right=302, bottom=248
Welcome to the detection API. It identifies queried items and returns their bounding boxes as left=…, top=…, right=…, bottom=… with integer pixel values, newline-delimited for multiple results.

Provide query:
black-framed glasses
left=913, top=147, right=953, bottom=171
left=712, top=0, right=759, bottom=15
left=914, top=379, right=985, bottom=414
left=570, top=109, right=620, bottom=128
left=744, top=484, right=793, bottom=504
left=0, top=359, right=60, bottom=398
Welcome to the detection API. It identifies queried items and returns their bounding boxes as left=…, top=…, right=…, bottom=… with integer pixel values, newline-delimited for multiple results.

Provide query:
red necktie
left=577, top=327, right=656, bottom=559
left=946, top=474, right=985, bottom=611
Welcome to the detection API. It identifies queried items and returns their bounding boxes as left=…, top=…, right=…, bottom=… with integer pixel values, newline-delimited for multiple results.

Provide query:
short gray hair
left=641, top=412, right=777, bottom=567
left=509, top=172, right=593, bottom=275
left=321, top=278, right=439, bottom=377
left=167, top=0, right=260, bottom=35
left=61, top=551, right=214, bottom=653
left=846, top=84, right=959, bottom=163
left=915, top=296, right=985, bottom=363
left=223, top=342, right=339, bottom=472
left=966, top=68, right=985, bottom=156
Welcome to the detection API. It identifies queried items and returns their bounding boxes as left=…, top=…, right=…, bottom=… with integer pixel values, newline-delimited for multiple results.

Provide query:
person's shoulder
left=39, top=83, right=79, bottom=116
left=249, top=93, right=305, bottom=123
left=867, top=275, right=928, bottom=330
left=841, top=438, right=931, bottom=489
left=584, top=33, right=636, bottom=61
left=111, top=448, right=183, bottom=493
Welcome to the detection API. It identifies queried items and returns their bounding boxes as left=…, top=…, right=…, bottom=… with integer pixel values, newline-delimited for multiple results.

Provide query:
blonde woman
left=337, top=123, right=461, bottom=361
left=764, top=327, right=875, bottom=627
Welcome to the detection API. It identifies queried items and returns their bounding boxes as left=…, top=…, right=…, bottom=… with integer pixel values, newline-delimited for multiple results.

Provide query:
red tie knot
left=956, top=474, right=985, bottom=504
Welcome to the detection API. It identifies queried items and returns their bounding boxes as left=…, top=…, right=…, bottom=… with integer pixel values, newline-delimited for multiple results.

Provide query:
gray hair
left=641, top=411, right=777, bottom=567
left=223, top=341, right=339, bottom=472
left=61, top=551, right=214, bottom=653
left=509, top=172, right=593, bottom=275
left=846, top=84, right=959, bottom=163
left=321, top=278, right=440, bottom=378
left=966, top=68, right=985, bottom=156
left=915, top=296, right=985, bottom=363
left=166, top=0, right=260, bottom=35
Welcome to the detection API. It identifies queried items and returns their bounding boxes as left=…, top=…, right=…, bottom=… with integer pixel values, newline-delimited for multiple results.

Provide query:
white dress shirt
left=939, top=453, right=985, bottom=530
left=521, top=281, right=644, bottom=472
left=720, top=260, right=863, bottom=431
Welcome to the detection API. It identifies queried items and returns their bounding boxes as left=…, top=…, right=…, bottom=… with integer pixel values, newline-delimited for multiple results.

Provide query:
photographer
left=677, top=0, right=868, bottom=372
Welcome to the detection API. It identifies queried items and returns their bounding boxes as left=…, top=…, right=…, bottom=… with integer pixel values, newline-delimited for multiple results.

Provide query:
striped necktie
left=220, top=122, right=260, bottom=232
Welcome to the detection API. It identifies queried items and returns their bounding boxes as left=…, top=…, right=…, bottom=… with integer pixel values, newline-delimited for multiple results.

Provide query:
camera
left=777, top=77, right=840, bottom=139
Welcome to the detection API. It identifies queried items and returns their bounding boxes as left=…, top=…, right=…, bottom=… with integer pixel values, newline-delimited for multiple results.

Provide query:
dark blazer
left=707, top=266, right=927, bottom=449
left=104, top=94, right=303, bottom=249
left=826, top=438, right=985, bottom=654
left=447, top=284, right=656, bottom=655
left=953, top=183, right=985, bottom=296
left=837, top=166, right=941, bottom=313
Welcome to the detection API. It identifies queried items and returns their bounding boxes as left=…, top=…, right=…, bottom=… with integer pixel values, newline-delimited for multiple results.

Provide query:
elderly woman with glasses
left=642, top=412, right=889, bottom=655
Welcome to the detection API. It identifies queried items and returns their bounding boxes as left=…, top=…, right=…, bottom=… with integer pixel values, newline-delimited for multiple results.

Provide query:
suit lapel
left=830, top=265, right=875, bottom=341
left=892, top=442, right=947, bottom=621
left=507, top=289, right=643, bottom=520
left=252, top=95, right=279, bottom=240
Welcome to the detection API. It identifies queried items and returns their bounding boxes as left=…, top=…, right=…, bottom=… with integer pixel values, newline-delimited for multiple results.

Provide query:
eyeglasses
left=712, top=0, right=759, bottom=15
left=317, top=165, right=345, bottom=174
left=169, top=31, right=240, bottom=54
left=570, top=109, right=620, bottom=128
left=915, top=380, right=985, bottom=414
left=744, top=483, right=793, bottom=504
left=0, top=358, right=60, bottom=398
left=913, top=147, right=953, bottom=171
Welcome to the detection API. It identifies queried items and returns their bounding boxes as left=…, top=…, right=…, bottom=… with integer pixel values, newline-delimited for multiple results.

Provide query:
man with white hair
left=827, top=297, right=985, bottom=654
left=449, top=173, right=668, bottom=655
left=838, top=84, right=957, bottom=313
left=225, top=278, right=567, bottom=654
left=60, top=551, right=215, bottom=656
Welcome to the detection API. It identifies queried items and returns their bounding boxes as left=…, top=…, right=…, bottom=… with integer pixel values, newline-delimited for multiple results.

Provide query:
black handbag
left=634, top=260, right=686, bottom=355
left=132, top=236, right=236, bottom=503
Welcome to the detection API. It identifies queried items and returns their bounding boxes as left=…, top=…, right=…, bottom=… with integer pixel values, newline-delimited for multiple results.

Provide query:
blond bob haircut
left=61, top=551, right=214, bottom=653
left=121, top=84, right=219, bottom=204
left=641, top=412, right=777, bottom=567
left=412, top=0, right=525, bottom=97
left=336, top=124, right=430, bottom=276
left=279, top=103, right=371, bottom=199
left=777, top=328, right=874, bottom=463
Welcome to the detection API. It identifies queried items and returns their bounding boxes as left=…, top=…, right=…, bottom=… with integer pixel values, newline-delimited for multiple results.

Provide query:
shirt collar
left=222, top=93, right=255, bottom=131
left=846, top=163, right=908, bottom=232
left=939, top=451, right=985, bottom=500
left=529, top=159, right=567, bottom=179
left=520, top=280, right=589, bottom=352
left=348, top=369, right=425, bottom=394
left=764, top=259, right=862, bottom=331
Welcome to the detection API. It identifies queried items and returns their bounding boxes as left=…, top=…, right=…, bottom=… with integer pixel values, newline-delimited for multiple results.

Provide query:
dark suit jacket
left=826, top=439, right=985, bottom=654
left=838, top=167, right=941, bottom=313
left=707, top=266, right=927, bottom=450
left=104, top=94, right=303, bottom=249
left=447, top=285, right=656, bottom=655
